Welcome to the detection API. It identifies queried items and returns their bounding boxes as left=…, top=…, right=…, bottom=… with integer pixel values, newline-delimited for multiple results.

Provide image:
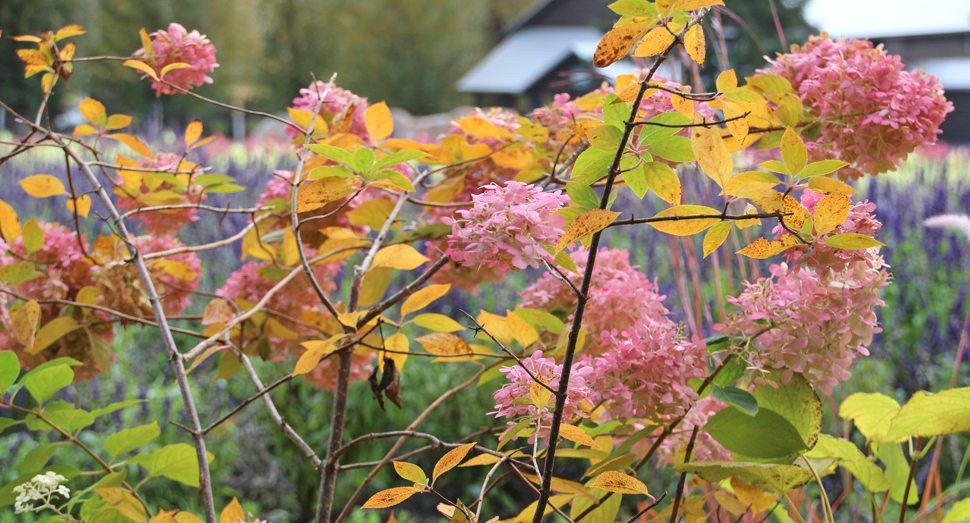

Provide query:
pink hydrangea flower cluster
left=286, top=81, right=370, bottom=142
left=136, top=235, right=200, bottom=316
left=136, top=23, right=218, bottom=96
left=0, top=223, right=114, bottom=379
left=762, top=33, right=953, bottom=179
left=532, top=93, right=583, bottom=131
left=115, top=153, right=205, bottom=235
left=444, top=181, right=568, bottom=271
left=491, top=350, right=595, bottom=439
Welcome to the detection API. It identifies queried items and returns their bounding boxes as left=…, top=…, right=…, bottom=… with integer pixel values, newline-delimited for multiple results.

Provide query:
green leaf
left=90, top=399, right=145, bottom=419
left=63, top=470, right=127, bottom=512
left=624, top=162, right=649, bottom=199
left=588, top=125, right=624, bottom=152
left=374, top=150, right=430, bottom=170
left=713, top=385, right=759, bottom=416
left=128, top=443, right=214, bottom=487
left=24, top=364, right=74, bottom=404
left=609, top=0, right=660, bottom=16
left=372, top=170, right=415, bottom=192
left=602, top=94, right=628, bottom=129
left=393, top=461, right=428, bottom=485
left=648, top=136, right=695, bottom=162
left=759, top=160, right=788, bottom=175
left=567, top=182, right=600, bottom=209
left=497, top=418, right=533, bottom=451
left=571, top=486, right=621, bottom=523
left=0, top=350, right=20, bottom=392
left=825, top=233, right=885, bottom=249
left=674, top=458, right=836, bottom=492
left=512, top=308, right=565, bottom=335
left=192, top=174, right=235, bottom=185
left=642, top=161, right=680, bottom=204
left=307, top=144, right=356, bottom=168
left=0, top=261, right=43, bottom=285
left=875, top=441, right=919, bottom=505
left=884, top=386, right=970, bottom=442
left=0, top=418, right=22, bottom=435
left=105, top=422, right=161, bottom=457
left=354, top=147, right=376, bottom=174
left=32, top=404, right=94, bottom=431
left=799, top=160, right=848, bottom=178
left=21, top=443, right=61, bottom=475
left=637, top=112, right=690, bottom=145
left=21, top=219, right=44, bottom=255
left=201, top=183, right=245, bottom=193
left=308, top=166, right=355, bottom=180
left=806, top=435, right=889, bottom=493
left=752, top=371, right=823, bottom=453
left=706, top=407, right=807, bottom=460
left=572, top=148, right=612, bottom=185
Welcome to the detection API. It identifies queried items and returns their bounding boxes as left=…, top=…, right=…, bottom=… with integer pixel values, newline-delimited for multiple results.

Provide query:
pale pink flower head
left=136, top=23, right=219, bottom=96
left=286, top=81, right=370, bottom=142
left=491, top=350, right=595, bottom=440
left=115, top=152, right=206, bottom=235
left=444, top=181, right=568, bottom=272
left=762, top=34, right=953, bottom=179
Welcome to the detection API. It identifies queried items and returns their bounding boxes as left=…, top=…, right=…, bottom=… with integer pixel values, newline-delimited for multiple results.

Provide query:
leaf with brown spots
left=737, top=237, right=793, bottom=259
left=432, top=443, right=477, bottom=483
left=813, top=194, right=851, bottom=235
left=362, top=487, right=423, bottom=509
left=633, top=26, right=675, bottom=57
left=782, top=195, right=810, bottom=230
left=594, top=23, right=651, bottom=68
left=555, top=209, right=621, bottom=250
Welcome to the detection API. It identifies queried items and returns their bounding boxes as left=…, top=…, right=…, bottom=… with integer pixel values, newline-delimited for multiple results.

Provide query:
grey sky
left=805, top=0, right=970, bottom=37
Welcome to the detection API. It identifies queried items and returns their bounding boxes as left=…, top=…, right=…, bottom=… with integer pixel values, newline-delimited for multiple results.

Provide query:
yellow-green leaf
left=808, top=177, right=857, bottom=195
left=20, top=175, right=66, bottom=198
left=123, top=59, right=158, bottom=81
left=839, top=393, right=900, bottom=443
left=643, top=161, right=681, bottom=204
left=716, top=69, right=738, bottom=92
left=559, top=424, right=601, bottom=448
left=27, top=316, right=80, bottom=355
left=780, top=127, right=807, bottom=177
left=393, top=461, right=428, bottom=485
left=591, top=471, right=649, bottom=495
left=824, top=233, right=884, bottom=250
left=432, top=443, right=477, bottom=483
left=648, top=205, right=720, bottom=236
left=413, top=313, right=465, bottom=332
left=883, top=387, right=970, bottom=442
left=21, top=219, right=44, bottom=255
left=530, top=377, right=552, bottom=409
left=79, top=97, right=106, bottom=126
left=690, top=126, right=733, bottom=188
left=702, top=221, right=732, bottom=258
left=736, top=237, right=794, bottom=259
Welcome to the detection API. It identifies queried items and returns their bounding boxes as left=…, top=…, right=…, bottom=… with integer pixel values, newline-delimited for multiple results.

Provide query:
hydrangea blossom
left=13, top=472, right=70, bottom=514
left=135, top=23, right=218, bottom=96
left=286, top=80, right=370, bottom=142
left=762, top=33, right=953, bottom=179
left=491, top=351, right=595, bottom=440
left=115, top=152, right=205, bottom=235
left=444, top=181, right=568, bottom=271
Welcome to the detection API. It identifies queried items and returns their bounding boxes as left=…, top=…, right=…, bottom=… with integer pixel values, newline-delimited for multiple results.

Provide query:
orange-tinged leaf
left=401, top=284, right=451, bottom=317
left=149, top=508, right=180, bottom=523
left=702, top=221, right=733, bottom=258
left=293, top=335, right=342, bottom=376
left=737, top=237, right=791, bottom=259
left=780, top=127, right=807, bottom=176
left=556, top=209, right=621, bottom=250
left=813, top=194, right=850, bottom=235
left=716, top=69, right=738, bottom=92
left=591, top=471, right=649, bottom=495
left=108, top=133, right=154, bottom=158
left=73, top=124, right=98, bottom=136
left=296, top=177, right=353, bottom=213
left=691, top=126, right=733, bottom=188
left=160, top=62, right=190, bottom=78
left=649, top=205, right=721, bottom=236
left=66, top=195, right=91, bottom=218
left=21, top=175, right=66, bottom=197
left=433, top=443, right=477, bottom=483
left=559, top=424, right=601, bottom=448
left=12, top=300, right=41, bottom=347
left=684, top=24, right=705, bottom=65
left=28, top=316, right=80, bottom=355
left=151, top=259, right=198, bottom=281
left=54, top=25, right=86, bottom=40
left=185, top=120, right=203, bottom=147
left=123, top=59, right=158, bottom=81
left=175, top=512, right=205, bottom=523
left=202, top=299, right=234, bottom=325
left=362, top=487, right=423, bottom=509
left=633, top=26, right=675, bottom=57
left=393, top=461, right=428, bottom=485
left=372, top=244, right=429, bottom=270
left=454, top=117, right=513, bottom=140
left=594, top=23, right=650, bottom=68
left=0, top=199, right=22, bottom=242
left=782, top=195, right=810, bottom=230
left=366, top=101, right=394, bottom=141
left=824, top=233, right=884, bottom=250
left=79, top=97, right=106, bottom=126
left=220, top=497, right=245, bottom=523
left=670, top=89, right=695, bottom=119
left=416, top=332, right=470, bottom=355
left=17, top=49, right=49, bottom=67
left=808, top=177, right=857, bottom=195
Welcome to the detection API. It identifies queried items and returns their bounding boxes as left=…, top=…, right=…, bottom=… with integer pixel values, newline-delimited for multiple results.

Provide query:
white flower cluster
left=13, top=472, right=70, bottom=514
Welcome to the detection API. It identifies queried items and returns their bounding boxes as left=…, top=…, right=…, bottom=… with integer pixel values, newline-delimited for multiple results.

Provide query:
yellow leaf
left=591, top=471, right=649, bottom=495
left=684, top=24, right=705, bottom=65
left=520, top=475, right=593, bottom=496
left=160, top=62, right=190, bottom=78
left=151, top=259, right=198, bottom=281
left=724, top=171, right=779, bottom=196
left=20, top=175, right=66, bottom=198
left=813, top=194, right=850, bottom=235
left=28, top=316, right=80, bottom=355
left=825, top=233, right=884, bottom=249
left=400, top=283, right=451, bottom=317
left=413, top=313, right=465, bottom=333
left=530, top=377, right=552, bottom=409
left=366, top=101, right=394, bottom=141
left=174, top=512, right=206, bottom=523
left=107, top=133, right=154, bottom=158
left=187, top=345, right=226, bottom=374
left=670, top=89, right=695, bottom=119
left=66, top=195, right=92, bottom=218
left=393, top=461, right=428, bottom=485
left=736, top=237, right=791, bottom=259
left=282, top=226, right=299, bottom=266
left=648, top=205, right=721, bottom=236
left=559, top=424, right=601, bottom=448
left=633, top=26, right=675, bottom=57
left=556, top=209, right=621, bottom=251
left=432, top=442, right=477, bottom=483
left=202, top=299, right=234, bottom=325
left=359, top=267, right=393, bottom=307
left=79, top=97, right=105, bottom=126
left=702, top=221, right=733, bottom=258
left=96, top=488, right=148, bottom=523
left=593, top=23, right=650, bottom=68
left=690, top=126, right=733, bottom=188
left=149, top=508, right=180, bottom=523
left=780, top=127, right=807, bottom=176
left=106, top=114, right=133, bottom=130
left=722, top=101, right=749, bottom=142
left=12, top=300, right=41, bottom=347
left=296, top=177, right=353, bottom=213
left=220, top=497, right=245, bottom=523
left=371, top=244, right=429, bottom=270
left=838, top=393, right=900, bottom=443
left=416, top=332, right=470, bottom=355
left=883, top=387, right=970, bottom=442
left=293, top=335, right=342, bottom=376
left=477, top=310, right=514, bottom=347
left=714, top=491, right=749, bottom=517
left=459, top=453, right=504, bottom=467
left=782, top=195, right=810, bottom=231
left=288, top=108, right=329, bottom=137
left=678, top=0, right=725, bottom=9
left=808, top=177, right=857, bottom=195
left=123, top=59, right=158, bottom=81
left=0, top=199, right=22, bottom=242
left=454, top=117, right=513, bottom=140
left=716, top=69, right=738, bottom=92
left=384, top=333, right=409, bottom=371
left=73, top=124, right=98, bottom=136
left=427, top=174, right=465, bottom=203
left=362, top=487, right=423, bottom=509
left=505, top=309, right=539, bottom=347
left=265, top=317, right=298, bottom=340
left=76, top=286, right=102, bottom=307
left=185, top=120, right=203, bottom=147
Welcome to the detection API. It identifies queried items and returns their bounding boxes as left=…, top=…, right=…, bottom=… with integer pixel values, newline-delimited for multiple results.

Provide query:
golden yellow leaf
left=520, top=475, right=593, bottom=496
left=591, top=471, right=649, bottom=495
left=556, top=209, right=621, bottom=251
left=678, top=0, right=725, bottom=9
left=149, top=508, right=180, bottom=523
left=477, top=310, right=513, bottom=346
left=724, top=171, right=779, bottom=196
left=359, top=267, right=392, bottom=306
left=296, top=177, right=353, bottom=213
left=79, top=97, right=105, bottom=126
left=174, top=512, right=205, bottom=523
left=780, top=127, right=807, bottom=176
left=808, top=177, right=857, bottom=195
left=670, top=89, right=695, bottom=119
left=76, top=286, right=102, bottom=307
left=714, top=491, right=749, bottom=517
left=362, top=487, right=423, bottom=509
left=401, top=284, right=451, bottom=317
left=282, top=226, right=299, bottom=266
left=366, top=101, right=394, bottom=141
left=690, top=126, right=733, bottom=188
left=12, top=300, right=41, bottom=347
left=293, top=335, right=342, bottom=376
left=782, top=195, right=810, bottom=230
left=185, top=120, right=203, bottom=147
left=813, top=194, right=851, bottom=235
left=593, top=23, right=650, bottom=68
left=648, top=205, right=721, bottom=236
left=107, top=133, right=154, bottom=158
left=722, top=101, right=749, bottom=142
left=0, top=199, right=22, bottom=242
left=73, top=124, right=97, bottom=136
left=66, top=195, right=92, bottom=218
left=702, top=221, right=733, bottom=258
left=416, top=332, right=470, bottom=356
left=20, top=175, right=66, bottom=198
left=371, top=244, right=429, bottom=270
left=413, top=313, right=465, bottom=332
left=28, top=316, right=80, bottom=355
left=459, top=453, right=503, bottom=467
left=265, top=318, right=298, bottom=340
left=202, top=299, right=234, bottom=325
left=123, top=59, right=158, bottom=80
left=730, top=477, right=773, bottom=513
left=716, top=69, right=738, bottom=92
left=432, top=442, right=477, bottom=483
left=737, top=237, right=791, bottom=259
left=505, top=310, right=539, bottom=347
left=684, top=24, right=705, bottom=65
left=454, top=117, right=513, bottom=141
left=530, top=377, right=552, bottom=409
left=96, top=488, right=148, bottom=523
left=633, top=26, right=675, bottom=57
left=151, top=259, right=198, bottom=281
left=427, top=174, right=465, bottom=204
left=559, top=424, right=601, bottom=448
left=384, top=333, right=409, bottom=371
left=220, top=497, right=245, bottom=523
